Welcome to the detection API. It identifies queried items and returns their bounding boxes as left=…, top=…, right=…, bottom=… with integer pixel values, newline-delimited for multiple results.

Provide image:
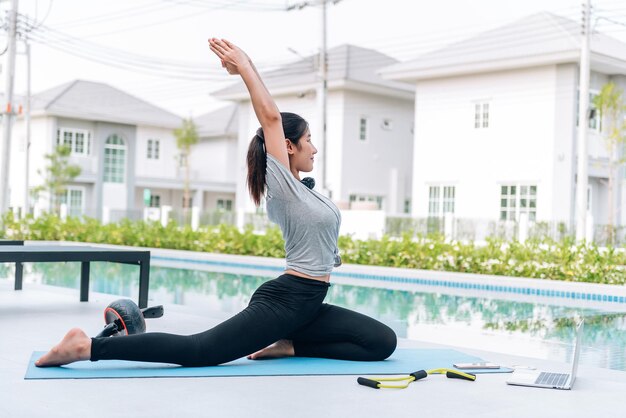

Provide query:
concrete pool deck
left=1, top=279, right=626, bottom=418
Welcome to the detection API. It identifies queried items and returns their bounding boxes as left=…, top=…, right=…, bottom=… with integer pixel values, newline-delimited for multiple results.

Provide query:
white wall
left=235, top=103, right=252, bottom=221
left=135, top=126, right=178, bottom=179
left=233, top=87, right=414, bottom=217
left=341, top=90, right=414, bottom=213
left=411, top=65, right=560, bottom=221
left=10, top=116, right=60, bottom=211
left=204, top=192, right=236, bottom=211
left=326, top=91, right=344, bottom=201
left=552, top=64, right=577, bottom=224
left=189, top=137, right=237, bottom=183
left=100, top=183, right=126, bottom=211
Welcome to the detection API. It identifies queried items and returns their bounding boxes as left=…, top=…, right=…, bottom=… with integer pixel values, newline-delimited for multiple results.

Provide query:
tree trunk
left=184, top=152, right=191, bottom=226
left=607, top=142, right=614, bottom=246
left=184, top=152, right=190, bottom=209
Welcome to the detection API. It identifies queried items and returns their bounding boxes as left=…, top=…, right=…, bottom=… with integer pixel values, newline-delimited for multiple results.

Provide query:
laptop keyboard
left=535, top=372, right=569, bottom=387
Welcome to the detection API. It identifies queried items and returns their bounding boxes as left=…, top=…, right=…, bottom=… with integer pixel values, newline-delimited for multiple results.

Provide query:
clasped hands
left=208, top=37, right=251, bottom=75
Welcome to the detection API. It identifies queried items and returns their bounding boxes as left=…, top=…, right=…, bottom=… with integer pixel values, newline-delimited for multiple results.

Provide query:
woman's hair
left=247, top=112, right=309, bottom=206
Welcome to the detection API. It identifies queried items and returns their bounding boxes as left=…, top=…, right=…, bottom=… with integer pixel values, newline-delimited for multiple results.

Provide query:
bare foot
left=247, top=339, right=294, bottom=360
left=35, top=328, right=92, bottom=367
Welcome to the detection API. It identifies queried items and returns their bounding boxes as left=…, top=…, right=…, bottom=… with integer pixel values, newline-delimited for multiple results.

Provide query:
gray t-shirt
left=265, top=153, right=342, bottom=277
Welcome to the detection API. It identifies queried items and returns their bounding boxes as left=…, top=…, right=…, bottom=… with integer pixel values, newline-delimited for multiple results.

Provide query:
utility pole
left=24, top=41, right=31, bottom=216
left=575, top=0, right=592, bottom=242
left=286, top=0, right=341, bottom=198
left=0, top=0, right=19, bottom=214
left=319, top=0, right=328, bottom=196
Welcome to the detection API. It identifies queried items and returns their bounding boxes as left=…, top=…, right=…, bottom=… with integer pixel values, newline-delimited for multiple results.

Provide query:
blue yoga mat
left=25, top=348, right=512, bottom=380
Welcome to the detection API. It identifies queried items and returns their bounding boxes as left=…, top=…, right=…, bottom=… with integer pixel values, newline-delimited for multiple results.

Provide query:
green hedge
left=2, top=212, right=625, bottom=285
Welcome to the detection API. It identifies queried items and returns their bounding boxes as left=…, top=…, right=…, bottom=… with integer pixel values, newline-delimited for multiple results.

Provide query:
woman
left=36, top=38, right=396, bottom=368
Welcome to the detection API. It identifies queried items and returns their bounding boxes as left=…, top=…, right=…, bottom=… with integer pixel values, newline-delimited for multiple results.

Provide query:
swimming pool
left=9, top=257, right=626, bottom=372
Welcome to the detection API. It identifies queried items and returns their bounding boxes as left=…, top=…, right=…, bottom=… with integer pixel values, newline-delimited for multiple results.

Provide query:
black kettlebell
left=95, top=299, right=164, bottom=338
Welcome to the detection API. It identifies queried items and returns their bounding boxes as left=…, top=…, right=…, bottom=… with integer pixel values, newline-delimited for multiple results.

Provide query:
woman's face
left=288, top=128, right=317, bottom=173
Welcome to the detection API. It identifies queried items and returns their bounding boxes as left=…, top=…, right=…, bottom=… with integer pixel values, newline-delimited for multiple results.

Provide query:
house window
left=56, top=128, right=92, bottom=155
left=474, top=102, right=490, bottom=129
left=147, top=139, right=160, bottom=160
left=429, top=185, right=455, bottom=217
left=149, top=195, right=161, bottom=208
left=500, top=184, right=537, bottom=221
left=428, top=186, right=440, bottom=217
left=404, top=199, right=411, bottom=214
left=359, top=117, right=368, bottom=141
left=217, top=199, right=233, bottom=211
left=63, top=131, right=72, bottom=146
left=103, top=134, right=126, bottom=183
left=576, top=91, right=601, bottom=131
left=443, top=186, right=455, bottom=214
left=182, top=196, right=193, bottom=209
left=58, top=187, right=84, bottom=217
left=349, top=194, right=383, bottom=209
left=75, top=132, right=85, bottom=153
left=500, top=185, right=516, bottom=221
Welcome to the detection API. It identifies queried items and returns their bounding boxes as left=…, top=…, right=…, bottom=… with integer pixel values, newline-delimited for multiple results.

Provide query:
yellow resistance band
left=357, top=368, right=476, bottom=389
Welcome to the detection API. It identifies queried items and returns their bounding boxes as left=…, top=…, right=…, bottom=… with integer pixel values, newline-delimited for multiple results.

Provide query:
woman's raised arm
left=208, top=38, right=289, bottom=168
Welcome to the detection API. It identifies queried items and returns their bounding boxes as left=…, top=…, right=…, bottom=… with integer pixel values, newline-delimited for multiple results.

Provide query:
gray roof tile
left=213, top=44, right=412, bottom=98
left=194, top=104, right=238, bottom=137
left=381, top=12, right=626, bottom=80
left=31, top=80, right=183, bottom=128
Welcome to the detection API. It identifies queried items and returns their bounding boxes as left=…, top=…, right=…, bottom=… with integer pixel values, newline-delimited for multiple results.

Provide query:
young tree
left=174, top=118, right=199, bottom=211
left=33, top=144, right=82, bottom=214
left=593, top=82, right=626, bottom=245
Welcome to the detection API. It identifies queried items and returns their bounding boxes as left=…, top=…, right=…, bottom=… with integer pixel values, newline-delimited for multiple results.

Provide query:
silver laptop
left=506, top=319, right=584, bottom=390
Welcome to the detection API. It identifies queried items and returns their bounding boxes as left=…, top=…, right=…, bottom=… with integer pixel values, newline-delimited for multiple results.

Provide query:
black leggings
left=91, top=274, right=397, bottom=367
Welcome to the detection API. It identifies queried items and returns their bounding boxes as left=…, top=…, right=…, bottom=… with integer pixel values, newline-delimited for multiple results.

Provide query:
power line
left=20, top=19, right=227, bottom=79
left=20, top=1, right=626, bottom=77
left=161, top=0, right=285, bottom=11
left=25, top=0, right=54, bottom=32
left=20, top=19, right=316, bottom=81
left=47, top=0, right=287, bottom=38
left=50, top=1, right=171, bottom=29
left=23, top=17, right=626, bottom=91
left=77, top=0, right=280, bottom=40
left=13, top=2, right=626, bottom=111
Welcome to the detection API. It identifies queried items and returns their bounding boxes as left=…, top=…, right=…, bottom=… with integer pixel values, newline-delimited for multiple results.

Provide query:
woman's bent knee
left=375, top=325, right=397, bottom=360
left=362, top=324, right=397, bottom=361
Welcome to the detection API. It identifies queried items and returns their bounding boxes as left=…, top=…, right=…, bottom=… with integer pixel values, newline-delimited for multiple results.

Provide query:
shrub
left=2, top=212, right=625, bottom=284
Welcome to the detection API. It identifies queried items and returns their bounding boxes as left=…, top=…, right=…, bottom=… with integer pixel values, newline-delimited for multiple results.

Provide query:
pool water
left=15, top=261, right=626, bottom=372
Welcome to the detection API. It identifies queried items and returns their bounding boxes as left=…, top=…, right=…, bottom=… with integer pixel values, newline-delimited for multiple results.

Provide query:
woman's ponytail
left=246, top=128, right=267, bottom=206
left=246, top=113, right=308, bottom=206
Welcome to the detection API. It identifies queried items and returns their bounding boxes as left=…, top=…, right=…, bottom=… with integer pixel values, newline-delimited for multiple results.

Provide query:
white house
left=6, top=80, right=236, bottom=222
left=190, top=104, right=238, bottom=213
left=212, top=44, right=415, bottom=221
left=380, top=12, right=626, bottom=231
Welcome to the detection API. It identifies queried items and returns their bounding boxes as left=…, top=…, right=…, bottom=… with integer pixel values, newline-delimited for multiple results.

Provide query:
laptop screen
left=570, top=319, right=585, bottom=384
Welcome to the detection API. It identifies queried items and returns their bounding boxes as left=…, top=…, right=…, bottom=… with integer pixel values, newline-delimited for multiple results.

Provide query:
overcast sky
left=3, top=0, right=626, bottom=117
